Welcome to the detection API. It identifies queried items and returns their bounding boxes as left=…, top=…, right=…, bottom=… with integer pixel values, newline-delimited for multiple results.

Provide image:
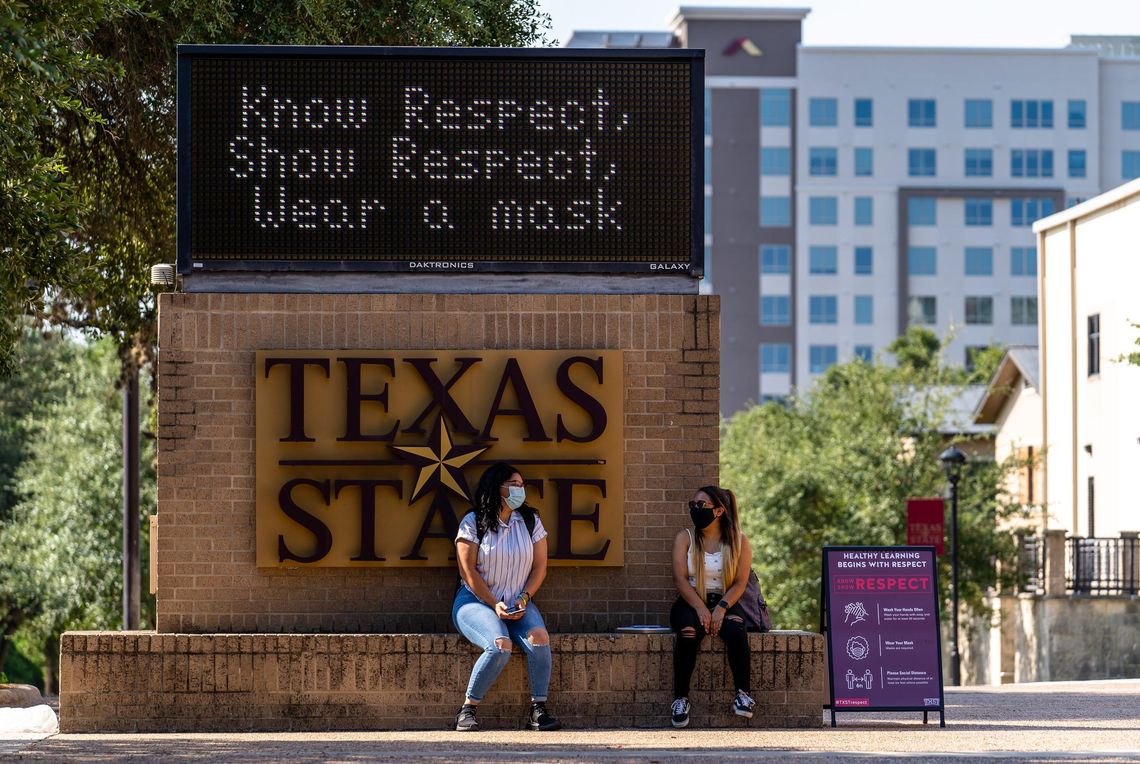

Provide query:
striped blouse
left=456, top=510, right=548, bottom=605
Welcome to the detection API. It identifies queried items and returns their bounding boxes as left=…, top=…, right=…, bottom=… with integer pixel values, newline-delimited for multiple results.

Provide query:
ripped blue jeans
left=452, top=585, right=552, bottom=702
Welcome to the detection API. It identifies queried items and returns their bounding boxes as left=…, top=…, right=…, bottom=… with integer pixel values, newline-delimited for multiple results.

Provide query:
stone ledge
left=60, top=630, right=825, bottom=732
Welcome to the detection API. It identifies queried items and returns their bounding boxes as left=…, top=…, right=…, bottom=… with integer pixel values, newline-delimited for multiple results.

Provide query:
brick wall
left=59, top=630, right=825, bottom=731
left=156, top=293, right=720, bottom=633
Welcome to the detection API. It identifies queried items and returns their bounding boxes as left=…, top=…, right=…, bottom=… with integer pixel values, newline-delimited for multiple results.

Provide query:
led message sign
left=255, top=350, right=623, bottom=567
left=178, top=46, right=703, bottom=274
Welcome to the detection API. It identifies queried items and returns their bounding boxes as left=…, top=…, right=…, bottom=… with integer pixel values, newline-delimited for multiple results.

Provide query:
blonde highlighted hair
left=689, top=485, right=742, bottom=599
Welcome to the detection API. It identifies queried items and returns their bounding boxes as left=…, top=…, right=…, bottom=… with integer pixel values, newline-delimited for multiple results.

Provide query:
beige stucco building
left=1035, top=180, right=1140, bottom=538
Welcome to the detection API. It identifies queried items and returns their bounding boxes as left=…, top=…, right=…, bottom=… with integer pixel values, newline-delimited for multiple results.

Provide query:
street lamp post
left=939, top=445, right=967, bottom=687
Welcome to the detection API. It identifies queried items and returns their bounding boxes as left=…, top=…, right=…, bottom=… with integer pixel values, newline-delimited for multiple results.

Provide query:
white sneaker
left=670, top=697, right=691, bottom=728
left=733, top=690, right=756, bottom=718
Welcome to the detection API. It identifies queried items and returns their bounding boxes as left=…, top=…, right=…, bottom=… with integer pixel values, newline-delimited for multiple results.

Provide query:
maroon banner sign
left=821, top=546, right=945, bottom=727
left=906, top=498, right=945, bottom=555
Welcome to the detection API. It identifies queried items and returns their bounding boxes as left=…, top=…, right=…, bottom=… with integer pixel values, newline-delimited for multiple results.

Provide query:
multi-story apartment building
left=568, top=8, right=1140, bottom=415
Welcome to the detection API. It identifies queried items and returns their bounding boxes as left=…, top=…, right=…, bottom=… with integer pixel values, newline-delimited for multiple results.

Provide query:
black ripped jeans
left=670, top=593, right=751, bottom=698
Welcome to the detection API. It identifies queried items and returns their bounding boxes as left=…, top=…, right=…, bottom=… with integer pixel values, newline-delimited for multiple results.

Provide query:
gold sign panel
left=255, top=350, right=623, bottom=567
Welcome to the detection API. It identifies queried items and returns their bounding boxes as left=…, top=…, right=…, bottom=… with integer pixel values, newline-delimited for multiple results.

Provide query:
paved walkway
left=4, top=679, right=1140, bottom=762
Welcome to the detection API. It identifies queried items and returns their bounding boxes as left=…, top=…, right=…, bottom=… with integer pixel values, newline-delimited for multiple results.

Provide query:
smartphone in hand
left=502, top=603, right=525, bottom=616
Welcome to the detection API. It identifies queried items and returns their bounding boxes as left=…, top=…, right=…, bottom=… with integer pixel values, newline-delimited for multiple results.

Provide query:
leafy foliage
left=0, top=331, right=155, bottom=688
left=723, top=328, right=1028, bottom=630
left=1120, top=321, right=1140, bottom=367
left=0, top=0, right=138, bottom=375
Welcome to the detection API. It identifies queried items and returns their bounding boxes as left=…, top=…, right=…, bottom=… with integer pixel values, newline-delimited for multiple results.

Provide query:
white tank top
left=685, top=528, right=725, bottom=594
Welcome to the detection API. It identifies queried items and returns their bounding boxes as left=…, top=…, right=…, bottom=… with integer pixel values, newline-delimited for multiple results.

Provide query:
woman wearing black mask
left=668, top=485, right=755, bottom=727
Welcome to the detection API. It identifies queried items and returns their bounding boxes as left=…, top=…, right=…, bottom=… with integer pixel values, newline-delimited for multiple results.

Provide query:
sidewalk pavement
left=4, top=679, right=1140, bottom=762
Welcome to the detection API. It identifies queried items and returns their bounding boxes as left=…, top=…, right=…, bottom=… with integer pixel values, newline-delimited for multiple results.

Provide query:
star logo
left=391, top=416, right=489, bottom=504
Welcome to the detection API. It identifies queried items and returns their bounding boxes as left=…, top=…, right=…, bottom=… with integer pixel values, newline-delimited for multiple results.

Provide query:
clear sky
left=537, top=0, right=1140, bottom=49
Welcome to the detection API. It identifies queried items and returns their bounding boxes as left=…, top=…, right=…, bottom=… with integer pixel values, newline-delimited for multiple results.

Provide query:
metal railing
left=1066, top=536, right=1140, bottom=595
left=1016, top=533, right=1045, bottom=594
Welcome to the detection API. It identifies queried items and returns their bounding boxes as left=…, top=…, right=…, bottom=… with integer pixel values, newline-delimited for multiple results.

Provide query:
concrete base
left=0, top=684, right=43, bottom=709
left=60, top=631, right=825, bottom=731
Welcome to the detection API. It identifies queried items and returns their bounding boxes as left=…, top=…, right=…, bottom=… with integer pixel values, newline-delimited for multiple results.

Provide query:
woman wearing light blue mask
left=452, top=462, right=560, bottom=732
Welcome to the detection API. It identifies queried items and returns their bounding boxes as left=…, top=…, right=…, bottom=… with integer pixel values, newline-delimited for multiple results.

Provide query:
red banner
left=906, top=498, right=944, bottom=555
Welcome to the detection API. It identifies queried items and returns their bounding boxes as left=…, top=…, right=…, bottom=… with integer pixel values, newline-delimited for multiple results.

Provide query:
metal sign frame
left=819, top=545, right=946, bottom=728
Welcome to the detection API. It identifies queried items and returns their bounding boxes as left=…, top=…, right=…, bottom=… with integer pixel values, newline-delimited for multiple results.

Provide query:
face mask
left=688, top=502, right=717, bottom=530
left=505, top=486, right=526, bottom=510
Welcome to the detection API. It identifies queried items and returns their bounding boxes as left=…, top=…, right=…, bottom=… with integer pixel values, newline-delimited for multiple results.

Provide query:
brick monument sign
left=60, top=45, right=824, bottom=731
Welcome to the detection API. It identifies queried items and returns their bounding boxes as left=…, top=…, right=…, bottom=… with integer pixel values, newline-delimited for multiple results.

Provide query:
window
left=854, top=147, right=873, bottom=176
left=965, top=346, right=989, bottom=373
left=909, top=296, right=937, bottom=325
left=853, top=345, right=873, bottom=363
left=1088, top=313, right=1100, bottom=375
left=854, top=197, right=873, bottom=226
left=704, top=88, right=712, bottom=134
left=965, top=247, right=993, bottom=276
left=760, top=196, right=791, bottom=227
left=965, top=99, right=992, bottom=128
left=761, top=89, right=791, bottom=127
left=908, top=148, right=936, bottom=177
left=854, top=98, right=873, bottom=127
left=1011, top=99, right=1054, bottom=128
left=965, top=198, right=993, bottom=226
left=854, top=246, right=873, bottom=275
left=908, top=246, right=937, bottom=275
left=760, top=244, right=790, bottom=274
left=965, top=296, right=994, bottom=325
left=809, top=196, right=838, bottom=225
left=704, top=146, right=712, bottom=185
left=908, top=197, right=937, bottom=226
left=965, top=148, right=993, bottom=177
left=809, top=246, right=838, bottom=274
left=1011, top=296, right=1038, bottom=325
left=854, top=295, right=873, bottom=325
left=1011, top=247, right=1037, bottom=276
left=760, top=296, right=790, bottom=326
left=1088, top=476, right=1096, bottom=538
left=1123, top=101, right=1140, bottom=130
left=760, top=394, right=788, bottom=405
left=1068, top=99, right=1086, bottom=128
left=1124, top=151, right=1140, bottom=180
left=809, top=345, right=838, bottom=374
left=810, top=147, right=838, bottom=176
left=1011, top=197, right=1055, bottom=226
left=809, top=295, right=838, bottom=324
left=1068, top=149, right=1087, bottom=178
left=704, top=195, right=711, bottom=230
left=1011, top=149, right=1054, bottom=177
left=809, top=97, right=838, bottom=127
left=908, top=99, right=936, bottom=127
left=760, top=147, right=791, bottom=176
left=760, top=343, right=791, bottom=374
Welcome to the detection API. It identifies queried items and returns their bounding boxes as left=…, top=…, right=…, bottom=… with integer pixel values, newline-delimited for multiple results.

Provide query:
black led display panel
left=178, top=46, right=703, bottom=274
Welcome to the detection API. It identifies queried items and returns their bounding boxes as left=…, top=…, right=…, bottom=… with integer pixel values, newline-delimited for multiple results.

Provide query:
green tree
left=0, top=0, right=139, bottom=375
left=0, top=332, right=155, bottom=688
left=723, top=330, right=1027, bottom=630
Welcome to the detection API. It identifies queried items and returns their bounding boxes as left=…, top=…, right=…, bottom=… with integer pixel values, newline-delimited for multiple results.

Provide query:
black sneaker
left=527, top=702, right=562, bottom=731
left=733, top=690, right=756, bottom=719
left=455, top=704, right=479, bottom=731
left=671, top=697, right=691, bottom=728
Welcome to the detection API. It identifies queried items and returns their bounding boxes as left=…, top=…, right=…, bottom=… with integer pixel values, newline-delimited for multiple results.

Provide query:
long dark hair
left=472, top=462, right=525, bottom=536
left=691, top=484, right=742, bottom=598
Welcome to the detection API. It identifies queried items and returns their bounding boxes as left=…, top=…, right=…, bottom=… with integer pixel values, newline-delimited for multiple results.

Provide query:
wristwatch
left=716, top=599, right=729, bottom=610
